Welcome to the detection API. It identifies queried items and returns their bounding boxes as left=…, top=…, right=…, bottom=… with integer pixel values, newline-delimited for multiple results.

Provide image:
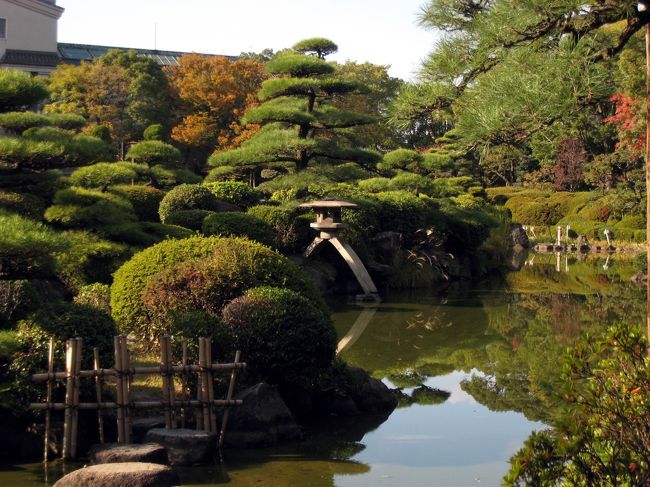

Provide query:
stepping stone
left=145, top=428, right=216, bottom=466
left=53, top=462, right=179, bottom=487
left=90, top=443, right=168, bottom=465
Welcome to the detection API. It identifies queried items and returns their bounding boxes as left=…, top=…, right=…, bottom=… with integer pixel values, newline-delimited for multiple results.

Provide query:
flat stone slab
left=53, top=462, right=179, bottom=487
left=146, top=428, right=216, bottom=466
left=90, top=442, right=168, bottom=465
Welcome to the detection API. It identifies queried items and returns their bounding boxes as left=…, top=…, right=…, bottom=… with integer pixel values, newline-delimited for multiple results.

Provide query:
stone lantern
left=300, top=199, right=379, bottom=301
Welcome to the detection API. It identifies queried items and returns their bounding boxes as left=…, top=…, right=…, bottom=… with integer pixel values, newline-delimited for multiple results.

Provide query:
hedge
left=158, top=184, right=221, bottom=223
left=202, top=212, right=275, bottom=246
left=126, top=140, right=182, bottom=166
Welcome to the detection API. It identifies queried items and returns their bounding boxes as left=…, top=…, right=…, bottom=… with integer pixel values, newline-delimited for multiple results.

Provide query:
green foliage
left=505, top=323, right=650, bottom=486
left=143, top=123, right=164, bottom=141
left=0, top=112, right=49, bottom=134
left=22, top=126, right=73, bottom=142
left=158, top=184, right=221, bottom=223
left=0, top=211, right=67, bottom=280
left=374, top=191, right=434, bottom=239
left=203, top=181, right=261, bottom=208
left=431, top=176, right=477, bottom=198
left=111, top=236, right=323, bottom=341
left=292, top=38, right=338, bottom=58
left=126, top=140, right=182, bottom=166
left=204, top=165, right=241, bottom=182
left=247, top=204, right=312, bottom=252
left=73, top=283, right=112, bottom=313
left=150, top=164, right=201, bottom=189
left=358, top=177, right=391, bottom=193
left=266, top=52, right=336, bottom=77
left=0, top=191, right=45, bottom=219
left=88, top=125, right=111, bottom=144
left=69, top=162, right=139, bottom=189
left=110, top=184, right=164, bottom=222
left=0, top=280, right=45, bottom=327
left=47, top=113, right=86, bottom=131
left=202, top=212, right=275, bottom=246
left=55, top=230, right=130, bottom=292
left=221, top=286, right=337, bottom=388
left=164, top=209, right=214, bottom=231
left=0, top=70, right=48, bottom=112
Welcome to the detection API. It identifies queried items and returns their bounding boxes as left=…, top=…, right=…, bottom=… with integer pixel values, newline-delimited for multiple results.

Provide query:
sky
left=55, top=0, right=439, bottom=81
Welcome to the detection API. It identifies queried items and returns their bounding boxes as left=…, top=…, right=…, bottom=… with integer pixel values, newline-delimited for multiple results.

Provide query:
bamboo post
left=206, top=339, right=217, bottom=433
left=165, top=336, right=176, bottom=428
left=120, top=336, right=132, bottom=443
left=198, top=338, right=210, bottom=431
left=93, top=348, right=105, bottom=444
left=114, top=336, right=125, bottom=443
left=180, top=341, right=188, bottom=428
left=70, top=338, right=82, bottom=459
left=219, top=350, right=241, bottom=448
left=62, top=339, right=75, bottom=460
left=160, top=336, right=172, bottom=429
left=43, top=337, right=54, bottom=462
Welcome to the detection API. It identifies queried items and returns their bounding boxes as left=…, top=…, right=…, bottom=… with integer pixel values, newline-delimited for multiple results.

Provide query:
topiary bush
left=22, top=126, right=73, bottom=142
left=164, top=209, right=215, bottom=231
left=374, top=191, right=435, bottom=242
left=111, top=236, right=324, bottom=342
left=203, top=181, right=262, bottom=208
left=150, top=164, right=201, bottom=189
left=203, top=165, right=242, bottom=183
left=221, top=286, right=337, bottom=388
left=47, top=113, right=86, bottom=131
left=247, top=204, right=313, bottom=252
left=110, top=185, right=164, bottom=222
left=143, top=124, right=164, bottom=141
left=0, top=70, right=48, bottom=112
left=0, top=191, right=45, bottom=219
left=202, top=212, right=275, bottom=246
left=158, top=184, right=221, bottom=223
left=69, top=162, right=139, bottom=189
left=126, top=140, right=182, bottom=166
left=64, top=134, right=113, bottom=164
left=87, top=125, right=111, bottom=144
left=0, top=111, right=50, bottom=134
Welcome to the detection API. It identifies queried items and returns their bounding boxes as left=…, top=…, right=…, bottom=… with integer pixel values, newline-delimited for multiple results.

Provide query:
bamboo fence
left=29, top=335, right=246, bottom=461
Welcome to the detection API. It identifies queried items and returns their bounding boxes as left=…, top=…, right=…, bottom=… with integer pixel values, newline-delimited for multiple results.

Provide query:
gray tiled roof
left=1, top=49, right=60, bottom=67
left=58, top=43, right=235, bottom=67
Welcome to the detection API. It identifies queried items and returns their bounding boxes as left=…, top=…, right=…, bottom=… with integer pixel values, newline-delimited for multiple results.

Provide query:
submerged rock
left=145, top=428, right=216, bottom=466
left=89, top=443, right=168, bottom=465
left=222, top=382, right=302, bottom=447
left=53, top=462, right=179, bottom=487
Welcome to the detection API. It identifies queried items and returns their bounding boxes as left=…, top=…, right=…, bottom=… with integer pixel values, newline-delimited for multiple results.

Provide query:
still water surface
left=2, top=254, right=644, bottom=486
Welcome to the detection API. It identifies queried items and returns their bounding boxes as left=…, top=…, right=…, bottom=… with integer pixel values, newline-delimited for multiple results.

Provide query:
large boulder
left=347, top=367, right=398, bottom=412
left=53, top=462, right=179, bottom=487
left=89, top=443, right=168, bottom=465
left=222, top=382, right=302, bottom=447
left=511, top=224, right=530, bottom=249
left=145, top=428, right=216, bottom=466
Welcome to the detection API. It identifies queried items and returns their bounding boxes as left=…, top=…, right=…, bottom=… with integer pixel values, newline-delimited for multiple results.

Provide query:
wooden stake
left=120, top=336, right=132, bottom=443
left=180, top=341, right=188, bottom=428
left=206, top=339, right=217, bottom=433
left=43, top=337, right=54, bottom=462
left=114, top=336, right=125, bottom=444
left=165, top=336, right=176, bottom=428
left=219, top=351, right=241, bottom=448
left=160, top=336, right=172, bottom=429
left=70, top=338, right=82, bottom=459
left=93, top=348, right=105, bottom=444
left=199, top=338, right=210, bottom=431
left=62, top=339, right=74, bottom=460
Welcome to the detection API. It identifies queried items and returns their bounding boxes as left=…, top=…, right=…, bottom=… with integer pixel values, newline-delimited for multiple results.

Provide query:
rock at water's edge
left=145, top=428, right=216, bottom=466
left=347, top=367, right=398, bottom=412
left=53, top=462, right=179, bottom=487
left=89, top=442, right=168, bottom=465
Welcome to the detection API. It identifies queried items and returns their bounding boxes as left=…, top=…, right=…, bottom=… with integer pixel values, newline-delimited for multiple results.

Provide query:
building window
left=0, top=19, right=6, bottom=39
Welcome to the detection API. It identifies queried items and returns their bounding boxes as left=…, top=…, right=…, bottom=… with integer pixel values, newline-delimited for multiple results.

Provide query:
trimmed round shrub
left=143, top=124, right=164, bottom=141
left=221, top=286, right=336, bottom=388
left=247, top=204, right=312, bottom=252
left=0, top=70, right=48, bottom=112
left=110, top=185, right=164, bottom=222
left=150, top=164, right=201, bottom=189
left=358, top=177, right=391, bottom=193
left=22, top=126, right=73, bottom=142
left=204, top=165, right=242, bottom=183
left=0, top=111, right=50, bottom=134
left=203, top=181, right=261, bottom=208
left=509, top=201, right=562, bottom=225
left=111, top=236, right=324, bottom=341
left=126, top=140, right=182, bottom=166
left=88, top=125, right=111, bottom=144
left=374, top=191, right=434, bottom=239
left=158, top=184, right=221, bottom=223
left=73, top=283, right=111, bottom=313
left=390, top=173, right=435, bottom=195
left=165, top=209, right=215, bottom=231
left=139, top=222, right=194, bottom=242
left=0, top=211, right=67, bottom=280
left=65, top=135, right=113, bottom=164
left=69, top=162, right=138, bottom=189
left=202, top=212, right=275, bottom=246
left=47, top=113, right=86, bottom=131
left=45, top=187, right=136, bottom=229
left=0, top=191, right=45, bottom=219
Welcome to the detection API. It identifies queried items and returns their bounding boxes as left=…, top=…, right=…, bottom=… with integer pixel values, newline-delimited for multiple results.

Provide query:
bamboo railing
left=29, top=335, right=246, bottom=461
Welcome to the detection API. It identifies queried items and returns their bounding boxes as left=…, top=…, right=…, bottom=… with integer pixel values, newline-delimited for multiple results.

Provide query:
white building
left=0, top=0, right=63, bottom=75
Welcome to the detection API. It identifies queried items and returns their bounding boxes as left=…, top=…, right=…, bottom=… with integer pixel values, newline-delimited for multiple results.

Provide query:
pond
left=1, top=253, right=645, bottom=486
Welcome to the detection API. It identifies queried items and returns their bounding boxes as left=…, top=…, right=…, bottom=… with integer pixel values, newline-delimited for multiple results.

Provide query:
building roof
left=1, top=49, right=60, bottom=67
left=58, top=43, right=235, bottom=67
